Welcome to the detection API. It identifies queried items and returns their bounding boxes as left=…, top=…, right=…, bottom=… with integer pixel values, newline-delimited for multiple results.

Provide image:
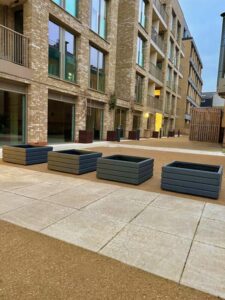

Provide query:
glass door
left=86, top=107, right=103, bottom=140
left=115, top=108, right=126, bottom=138
left=48, top=99, right=75, bottom=143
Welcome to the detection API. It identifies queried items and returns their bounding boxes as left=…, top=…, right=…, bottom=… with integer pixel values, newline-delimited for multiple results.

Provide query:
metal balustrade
left=0, top=24, right=29, bottom=67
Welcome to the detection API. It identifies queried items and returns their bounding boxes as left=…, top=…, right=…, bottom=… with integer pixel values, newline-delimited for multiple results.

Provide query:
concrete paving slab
left=181, top=242, right=225, bottom=299
left=0, top=173, right=46, bottom=192
left=84, top=193, right=149, bottom=223
left=195, top=218, right=225, bottom=249
left=102, top=188, right=159, bottom=205
left=42, top=210, right=125, bottom=252
left=0, top=191, right=37, bottom=214
left=203, top=203, right=225, bottom=223
left=42, top=182, right=119, bottom=209
left=0, top=201, right=74, bottom=231
left=152, top=194, right=205, bottom=216
left=101, top=224, right=192, bottom=282
left=132, top=205, right=201, bottom=239
left=12, top=181, right=79, bottom=200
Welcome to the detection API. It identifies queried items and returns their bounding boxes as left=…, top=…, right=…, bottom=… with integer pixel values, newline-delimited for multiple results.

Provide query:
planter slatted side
left=161, top=161, right=223, bottom=199
left=190, top=108, right=222, bottom=143
left=48, top=150, right=102, bottom=174
left=3, top=145, right=53, bottom=165
left=97, top=155, right=154, bottom=185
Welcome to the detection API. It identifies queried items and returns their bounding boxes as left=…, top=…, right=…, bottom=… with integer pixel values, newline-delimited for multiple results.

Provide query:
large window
left=53, top=0, right=78, bottom=17
left=137, top=36, right=144, bottom=67
left=90, top=46, right=105, bottom=92
left=135, top=74, right=144, bottom=104
left=91, top=0, right=107, bottom=39
left=139, top=0, right=146, bottom=28
left=48, top=21, right=76, bottom=82
left=0, top=91, right=26, bottom=146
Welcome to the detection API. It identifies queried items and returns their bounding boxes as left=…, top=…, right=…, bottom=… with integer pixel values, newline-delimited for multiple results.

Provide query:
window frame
left=89, top=45, right=105, bottom=92
left=90, top=0, right=107, bottom=40
left=48, top=20, right=77, bottom=83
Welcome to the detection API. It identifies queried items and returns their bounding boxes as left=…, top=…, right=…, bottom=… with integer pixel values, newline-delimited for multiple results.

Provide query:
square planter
left=97, top=154, right=154, bottom=185
left=107, top=131, right=117, bottom=141
left=48, top=149, right=102, bottom=175
left=152, top=131, right=159, bottom=138
left=79, top=130, right=93, bottom=143
left=161, top=161, right=223, bottom=199
left=3, top=144, right=53, bottom=165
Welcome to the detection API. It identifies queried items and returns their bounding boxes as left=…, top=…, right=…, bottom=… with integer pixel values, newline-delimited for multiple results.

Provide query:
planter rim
left=163, top=160, right=223, bottom=174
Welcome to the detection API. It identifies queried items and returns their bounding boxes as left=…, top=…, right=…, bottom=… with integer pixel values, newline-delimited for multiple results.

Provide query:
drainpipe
left=217, top=13, right=225, bottom=88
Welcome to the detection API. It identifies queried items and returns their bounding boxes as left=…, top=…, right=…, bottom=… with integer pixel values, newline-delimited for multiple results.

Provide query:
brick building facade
left=0, top=0, right=199, bottom=145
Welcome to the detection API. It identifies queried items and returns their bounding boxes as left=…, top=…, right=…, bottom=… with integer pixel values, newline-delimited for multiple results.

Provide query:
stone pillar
left=26, top=83, right=48, bottom=144
left=75, top=96, right=87, bottom=142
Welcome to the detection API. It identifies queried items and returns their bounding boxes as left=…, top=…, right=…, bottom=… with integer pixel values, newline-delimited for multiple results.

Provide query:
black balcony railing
left=151, top=27, right=165, bottom=53
left=147, top=95, right=163, bottom=112
left=0, top=24, right=29, bottom=67
left=149, top=62, right=163, bottom=82
left=153, top=0, right=168, bottom=23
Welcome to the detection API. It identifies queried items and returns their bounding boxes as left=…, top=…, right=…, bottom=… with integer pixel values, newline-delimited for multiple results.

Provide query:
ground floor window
left=86, top=107, right=103, bottom=140
left=48, top=99, right=75, bottom=143
left=0, top=90, right=26, bottom=146
left=115, top=108, right=127, bottom=138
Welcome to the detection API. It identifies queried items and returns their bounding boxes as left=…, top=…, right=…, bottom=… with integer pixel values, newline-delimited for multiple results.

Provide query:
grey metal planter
left=161, top=161, right=223, bottom=199
left=3, top=144, right=53, bottom=165
left=48, top=149, right=102, bottom=175
left=97, top=155, right=154, bottom=185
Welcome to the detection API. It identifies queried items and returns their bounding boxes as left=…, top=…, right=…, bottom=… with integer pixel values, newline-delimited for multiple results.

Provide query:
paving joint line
left=178, top=202, right=206, bottom=283
left=97, top=194, right=159, bottom=253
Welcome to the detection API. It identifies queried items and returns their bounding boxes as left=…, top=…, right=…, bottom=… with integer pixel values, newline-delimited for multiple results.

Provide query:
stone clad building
left=0, top=0, right=197, bottom=145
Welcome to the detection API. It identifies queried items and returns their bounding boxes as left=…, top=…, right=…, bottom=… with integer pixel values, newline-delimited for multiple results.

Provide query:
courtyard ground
left=0, top=219, right=217, bottom=300
left=0, top=137, right=225, bottom=299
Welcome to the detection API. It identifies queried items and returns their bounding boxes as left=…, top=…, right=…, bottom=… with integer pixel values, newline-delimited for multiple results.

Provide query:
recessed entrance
left=48, top=99, right=75, bottom=143
left=86, top=106, right=103, bottom=140
left=0, top=90, right=26, bottom=146
left=115, top=108, right=127, bottom=138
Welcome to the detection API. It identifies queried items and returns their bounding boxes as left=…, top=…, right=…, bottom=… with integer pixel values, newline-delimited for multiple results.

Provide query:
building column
left=26, top=83, right=48, bottom=144
left=74, top=96, right=87, bottom=142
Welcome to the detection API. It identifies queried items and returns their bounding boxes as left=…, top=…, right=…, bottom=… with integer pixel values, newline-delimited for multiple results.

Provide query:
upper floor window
left=52, top=0, right=78, bottom=18
left=90, top=46, right=105, bottom=92
left=135, top=73, right=144, bottom=104
left=48, top=20, right=76, bottom=82
left=137, top=36, right=145, bottom=67
left=139, top=0, right=146, bottom=28
left=91, top=0, right=107, bottom=39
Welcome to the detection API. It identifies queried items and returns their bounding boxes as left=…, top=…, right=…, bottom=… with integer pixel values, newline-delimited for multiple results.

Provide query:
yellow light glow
left=154, top=90, right=161, bottom=96
left=155, top=113, right=163, bottom=131
left=144, top=112, right=149, bottom=119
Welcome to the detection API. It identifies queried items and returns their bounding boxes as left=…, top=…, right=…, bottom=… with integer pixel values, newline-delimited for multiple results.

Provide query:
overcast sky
left=179, top=0, right=225, bottom=92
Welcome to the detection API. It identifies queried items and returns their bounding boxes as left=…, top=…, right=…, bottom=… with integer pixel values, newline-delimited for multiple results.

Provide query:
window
left=52, top=0, right=78, bottom=17
left=137, top=36, right=144, bottom=67
left=91, top=0, right=107, bottom=39
left=48, top=21, right=76, bottom=82
left=90, top=46, right=105, bottom=92
left=139, top=0, right=146, bottom=28
left=48, top=21, right=60, bottom=77
left=135, top=74, right=144, bottom=104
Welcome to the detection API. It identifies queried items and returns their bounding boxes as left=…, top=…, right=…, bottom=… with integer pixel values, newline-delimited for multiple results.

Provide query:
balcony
left=147, top=95, right=163, bottom=112
left=149, top=62, right=163, bottom=82
left=153, top=0, right=167, bottom=24
left=0, top=24, right=29, bottom=67
left=151, top=27, right=165, bottom=53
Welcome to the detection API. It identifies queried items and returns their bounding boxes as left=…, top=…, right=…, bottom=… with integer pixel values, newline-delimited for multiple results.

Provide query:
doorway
left=0, top=90, right=26, bottom=146
left=86, top=107, right=103, bottom=140
left=48, top=99, right=75, bottom=143
left=115, top=108, right=127, bottom=138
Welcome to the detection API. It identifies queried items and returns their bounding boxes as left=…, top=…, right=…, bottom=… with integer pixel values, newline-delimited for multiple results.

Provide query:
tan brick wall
left=0, top=0, right=202, bottom=143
